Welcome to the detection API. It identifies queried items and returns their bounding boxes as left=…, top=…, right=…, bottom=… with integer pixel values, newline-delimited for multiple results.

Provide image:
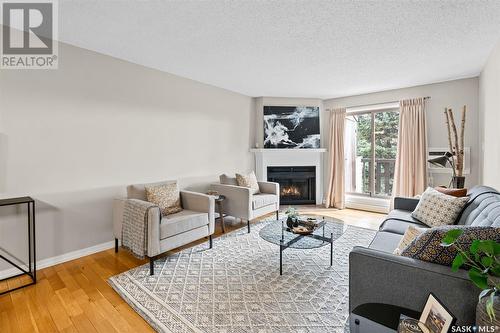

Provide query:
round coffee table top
left=259, top=217, right=347, bottom=249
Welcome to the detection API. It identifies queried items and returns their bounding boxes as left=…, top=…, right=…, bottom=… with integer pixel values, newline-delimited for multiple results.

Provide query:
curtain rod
left=327, top=96, right=431, bottom=111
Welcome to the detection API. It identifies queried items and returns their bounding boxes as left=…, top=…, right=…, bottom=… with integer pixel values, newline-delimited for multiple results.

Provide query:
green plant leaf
left=482, top=256, right=494, bottom=268
left=494, top=242, right=500, bottom=255
left=470, top=240, right=480, bottom=255
left=451, top=253, right=465, bottom=272
left=469, top=267, right=489, bottom=289
left=441, top=229, right=463, bottom=246
left=478, top=241, right=496, bottom=256
left=491, top=265, right=500, bottom=277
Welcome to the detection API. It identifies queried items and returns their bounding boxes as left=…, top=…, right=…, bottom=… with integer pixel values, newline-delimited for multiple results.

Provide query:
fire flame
left=281, top=186, right=301, bottom=196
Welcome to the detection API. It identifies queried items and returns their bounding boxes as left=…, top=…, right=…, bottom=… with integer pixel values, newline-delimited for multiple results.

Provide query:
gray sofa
left=349, top=185, right=500, bottom=326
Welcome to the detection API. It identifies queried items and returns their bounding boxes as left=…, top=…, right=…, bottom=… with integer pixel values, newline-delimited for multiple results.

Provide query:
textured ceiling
left=59, top=1, right=500, bottom=98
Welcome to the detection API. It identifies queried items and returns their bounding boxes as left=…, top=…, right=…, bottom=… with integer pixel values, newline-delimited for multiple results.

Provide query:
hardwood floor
left=0, top=208, right=384, bottom=332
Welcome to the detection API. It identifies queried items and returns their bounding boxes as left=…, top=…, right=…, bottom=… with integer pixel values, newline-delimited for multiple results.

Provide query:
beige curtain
left=325, top=108, right=346, bottom=209
left=392, top=98, right=428, bottom=198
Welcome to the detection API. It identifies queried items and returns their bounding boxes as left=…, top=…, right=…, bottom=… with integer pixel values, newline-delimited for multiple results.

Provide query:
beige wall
left=479, top=40, right=500, bottom=189
left=323, top=78, right=480, bottom=192
left=0, top=41, right=254, bottom=271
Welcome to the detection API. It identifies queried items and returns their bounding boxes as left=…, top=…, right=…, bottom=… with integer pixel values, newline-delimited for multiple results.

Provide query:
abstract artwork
left=263, top=106, right=320, bottom=148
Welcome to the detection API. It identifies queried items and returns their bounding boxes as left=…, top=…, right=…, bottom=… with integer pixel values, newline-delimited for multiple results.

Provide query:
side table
left=0, top=196, right=36, bottom=294
left=214, top=195, right=227, bottom=233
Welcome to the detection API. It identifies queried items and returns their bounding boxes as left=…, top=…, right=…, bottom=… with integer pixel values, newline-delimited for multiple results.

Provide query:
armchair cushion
left=160, top=210, right=208, bottom=239
left=127, top=180, right=176, bottom=201
left=252, top=194, right=278, bottom=210
left=236, top=171, right=260, bottom=194
left=145, top=182, right=182, bottom=216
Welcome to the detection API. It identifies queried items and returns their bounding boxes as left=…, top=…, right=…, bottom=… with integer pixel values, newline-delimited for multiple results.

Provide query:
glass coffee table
left=259, top=217, right=347, bottom=275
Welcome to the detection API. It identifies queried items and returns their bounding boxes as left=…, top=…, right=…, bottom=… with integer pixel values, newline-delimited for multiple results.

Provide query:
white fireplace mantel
left=250, top=148, right=327, bottom=205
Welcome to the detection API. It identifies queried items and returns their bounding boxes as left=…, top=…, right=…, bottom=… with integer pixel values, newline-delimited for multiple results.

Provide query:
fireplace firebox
left=267, top=166, right=316, bottom=205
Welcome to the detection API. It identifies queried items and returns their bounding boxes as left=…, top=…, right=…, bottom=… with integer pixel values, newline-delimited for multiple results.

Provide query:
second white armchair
left=210, top=174, right=280, bottom=232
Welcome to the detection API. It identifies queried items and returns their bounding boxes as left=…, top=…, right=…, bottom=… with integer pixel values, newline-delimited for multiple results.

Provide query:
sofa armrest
left=181, top=191, right=215, bottom=234
left=393, top=197, right=419, bottom=211
left=112, top=198, right=161, bottom=257
left=349, top=246, right=479, bottom=325
left=210, top=183, right=252, bottom=220
left=258, top=181, right=279, bottom=196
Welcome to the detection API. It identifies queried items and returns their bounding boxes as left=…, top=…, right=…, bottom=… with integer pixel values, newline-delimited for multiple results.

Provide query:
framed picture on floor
left=419, top=293, right=455, bottom=333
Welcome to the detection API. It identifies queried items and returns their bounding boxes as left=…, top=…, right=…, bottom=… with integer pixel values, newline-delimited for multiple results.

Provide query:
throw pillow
left=393, top=225, right=425, bottom=255
left=145, top=182, right=182, bottom=216
left=401, top=225, right=500, bottom=266
left=219, top=174, right=238, bottom=186
left=411, top=187, right=468, bottom=227
left=235, top=171, right=260, bottom=194
left=434, top=186, right=468, bottom=198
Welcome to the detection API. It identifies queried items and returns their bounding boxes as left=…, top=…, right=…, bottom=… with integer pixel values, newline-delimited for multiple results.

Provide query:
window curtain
left=392, top=98, right=428, bottom=198
left=325, top=108, right=346, bottom=209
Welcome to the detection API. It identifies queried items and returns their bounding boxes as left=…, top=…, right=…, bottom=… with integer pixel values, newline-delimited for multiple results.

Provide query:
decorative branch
left=444, top=108, right=454, bottom=155
left=447, top=108, right=460, bottom=175
left=458, top=106, right=466, bottom=177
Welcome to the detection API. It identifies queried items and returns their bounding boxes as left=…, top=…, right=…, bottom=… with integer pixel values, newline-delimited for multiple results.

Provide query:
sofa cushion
left=401, top=225, right=500, bottom=267
left=434, top=186, right=468, bottom=197
left=368, top=231, right=402, bottom=253
left=393, top=225, right=425, bottom=255
left=160, top=210, right=208, bottom=239
left=411, top=187, right=468, bottom=227
left=457, top=187, right=500, bottom=226
left=252, top=194, right=278, bottom=210
left=127, top=180, right=176, bottom=201
left=379, top=219, right=428, bottom=235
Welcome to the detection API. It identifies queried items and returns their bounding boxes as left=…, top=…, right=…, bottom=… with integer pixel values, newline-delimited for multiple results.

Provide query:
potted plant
left=285, top=207, right=299, bottom=229
left=442, top=229, right=500, bottom=326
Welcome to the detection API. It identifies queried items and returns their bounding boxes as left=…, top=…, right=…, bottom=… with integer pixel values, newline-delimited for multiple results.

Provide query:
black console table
left=350, top=303, right=421, bottom=333
left=0, top=196, right=36, bottom=294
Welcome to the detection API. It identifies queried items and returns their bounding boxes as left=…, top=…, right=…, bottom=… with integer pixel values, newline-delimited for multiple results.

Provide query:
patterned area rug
left=109, top=217, right=376, bottom=333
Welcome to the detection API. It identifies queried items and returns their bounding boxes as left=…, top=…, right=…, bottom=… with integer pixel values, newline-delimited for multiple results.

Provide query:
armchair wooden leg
left=247, top=220, right=250, bottom=233
left=209, top=235, right=213, bottom=249
left=149, top=257, right=154, bottom=275
left=276, top=210, right=279, bottom=220
left=115, top=238, right=118, bottom=253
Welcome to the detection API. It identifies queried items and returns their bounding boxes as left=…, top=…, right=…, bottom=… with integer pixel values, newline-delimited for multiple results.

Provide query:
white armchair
left=210, top=176, right=280, bottom=232
left=113, top=180, right=215, bottom=275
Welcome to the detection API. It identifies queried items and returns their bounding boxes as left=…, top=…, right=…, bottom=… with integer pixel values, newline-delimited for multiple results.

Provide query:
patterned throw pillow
left=145, top=182, right=182, bottom=216
left=235, top=171, right=260, bottom=194
left=393, top=225, right=425, bottom=255
left=411, top=187, right=468, bottom=227
left=401, top=226, right=500, bottom=266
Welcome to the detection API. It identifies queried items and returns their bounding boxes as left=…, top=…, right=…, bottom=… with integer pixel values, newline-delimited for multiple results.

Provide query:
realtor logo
left=1, top=0, right=58, bottom=69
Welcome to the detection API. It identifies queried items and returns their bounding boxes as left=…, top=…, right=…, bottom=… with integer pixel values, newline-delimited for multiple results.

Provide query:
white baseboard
left=0, top=240, right=115, bottom=280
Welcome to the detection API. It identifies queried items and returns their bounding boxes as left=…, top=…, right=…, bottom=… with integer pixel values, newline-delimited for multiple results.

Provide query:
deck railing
left=360, top=158, right=396, bottom=196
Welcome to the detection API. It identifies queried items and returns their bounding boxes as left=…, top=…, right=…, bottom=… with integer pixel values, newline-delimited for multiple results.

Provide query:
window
left=345, top=108, right=399, bottom=197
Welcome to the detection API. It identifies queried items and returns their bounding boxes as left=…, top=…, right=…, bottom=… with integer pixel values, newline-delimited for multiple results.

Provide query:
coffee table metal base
left=278, top=229, right=334, bottom=275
